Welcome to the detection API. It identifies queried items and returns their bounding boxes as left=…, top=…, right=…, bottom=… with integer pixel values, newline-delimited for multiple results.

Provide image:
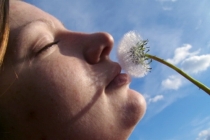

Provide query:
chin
left=121, top=89, right=146, bottom=129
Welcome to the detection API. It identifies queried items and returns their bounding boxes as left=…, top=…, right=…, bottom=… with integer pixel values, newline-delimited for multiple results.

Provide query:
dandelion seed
left=117, top=31, right=152, bottom=77
left=117, top=32, right=210, bottom=95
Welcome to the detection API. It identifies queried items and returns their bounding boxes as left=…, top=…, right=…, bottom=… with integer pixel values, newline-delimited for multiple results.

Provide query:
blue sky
left=25, top=0, right=210, bottom=139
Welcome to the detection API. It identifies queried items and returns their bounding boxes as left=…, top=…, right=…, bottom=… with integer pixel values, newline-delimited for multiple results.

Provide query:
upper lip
left=106, top=62, right=122, bottom=88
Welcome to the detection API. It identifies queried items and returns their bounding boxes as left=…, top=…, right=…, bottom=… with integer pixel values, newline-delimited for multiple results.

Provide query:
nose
left=83, top=32, right=114, bottom=64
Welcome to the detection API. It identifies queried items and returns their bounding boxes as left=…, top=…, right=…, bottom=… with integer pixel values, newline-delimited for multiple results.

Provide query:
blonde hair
left=0, top=0, right=10, bottom=69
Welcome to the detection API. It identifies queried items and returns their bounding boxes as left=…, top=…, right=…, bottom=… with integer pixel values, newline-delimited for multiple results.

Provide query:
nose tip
left=97, top=32, right=114, bottom=56
left=99, top=32, right=114, bottom=48
left=84, top=32, right=114, bottom=64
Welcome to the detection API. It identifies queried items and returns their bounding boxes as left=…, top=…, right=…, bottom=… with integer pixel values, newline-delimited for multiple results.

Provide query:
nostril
left=84, top=46, right=102, bottom=64
left=101, top=45, right=111, bottom=58
left=84, top=32, right=114, bottom=64
left=96, top=32, right=114, bottom=57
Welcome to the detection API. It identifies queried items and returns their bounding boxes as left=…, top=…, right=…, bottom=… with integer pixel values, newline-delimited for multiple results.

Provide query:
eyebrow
left=20, top=18, right=56, bottom=31
left=12, top=18, right=63, bottom=46
left=11, top=19, right=59, bottom=57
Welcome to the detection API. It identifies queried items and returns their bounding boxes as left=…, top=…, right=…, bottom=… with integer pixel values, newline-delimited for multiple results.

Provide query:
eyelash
left=36, top=40, right=59, bottom=55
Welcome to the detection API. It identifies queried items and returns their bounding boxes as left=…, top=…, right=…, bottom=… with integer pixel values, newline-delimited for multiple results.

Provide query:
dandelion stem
left=146, top=54, right=210, bottom=95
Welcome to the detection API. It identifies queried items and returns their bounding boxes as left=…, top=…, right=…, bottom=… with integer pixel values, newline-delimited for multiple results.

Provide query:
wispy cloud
left=189, top=116, right=210, bottom=140
left=191, top=116, right=210, bottom=127
left=162, top=7, right=173, bottom=11
left=148, top=95, right=164, bottom=104
left=167, top=44, right=200, bottom=65
left=156, top=0, right=177, bottom=2
left=156, top=0, right=177, bottom=11
left=143, top=91, right=188, bottom=121
left=161, top=75, right=182, bottom=90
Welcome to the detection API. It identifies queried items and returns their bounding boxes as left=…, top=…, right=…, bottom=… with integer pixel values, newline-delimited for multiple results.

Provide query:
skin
left=0, top=1, right=146, bottom=140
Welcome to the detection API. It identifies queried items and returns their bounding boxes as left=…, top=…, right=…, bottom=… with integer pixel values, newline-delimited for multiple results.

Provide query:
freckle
left=27, top=110, right=37, bottom=120
left=41, top=136, right=47, bottom=140
left=109, top=124, right=114, bottom=130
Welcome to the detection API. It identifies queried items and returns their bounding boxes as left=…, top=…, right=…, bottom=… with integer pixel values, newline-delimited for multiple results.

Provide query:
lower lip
left=108, top=73, right=131, bottom=88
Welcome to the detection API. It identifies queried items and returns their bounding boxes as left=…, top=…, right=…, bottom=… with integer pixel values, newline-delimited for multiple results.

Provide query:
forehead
left=9, top=1, right=55, bottom=31
left=7, top=1, right=62, bottom=60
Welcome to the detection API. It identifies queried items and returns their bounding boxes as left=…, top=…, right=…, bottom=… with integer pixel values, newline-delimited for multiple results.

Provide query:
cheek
left=22, top=58, right=101, bottom=118
left=14, top=59, right=113, bottom=137
left=9, top=60, right=96, bottom=135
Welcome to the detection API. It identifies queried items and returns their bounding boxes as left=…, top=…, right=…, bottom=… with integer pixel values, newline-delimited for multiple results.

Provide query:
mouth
left=106, top=63, right=131, bottom=90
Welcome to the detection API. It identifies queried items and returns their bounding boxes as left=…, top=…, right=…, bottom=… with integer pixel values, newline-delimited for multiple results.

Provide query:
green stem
left=146, top=54, right=210, bottom=95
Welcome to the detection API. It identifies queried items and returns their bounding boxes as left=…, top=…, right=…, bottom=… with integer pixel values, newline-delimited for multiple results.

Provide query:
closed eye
left=36, top=40, right=59, bottom=56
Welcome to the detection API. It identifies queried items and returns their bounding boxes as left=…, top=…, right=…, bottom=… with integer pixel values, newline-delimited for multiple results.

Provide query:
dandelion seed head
left=117, top=31, right=151, bottom=77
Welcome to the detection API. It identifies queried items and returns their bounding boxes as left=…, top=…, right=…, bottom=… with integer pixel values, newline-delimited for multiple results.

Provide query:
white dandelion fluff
left=117, top=31, right=210, bottom=95
left=117, top=31, right=152, bottom=77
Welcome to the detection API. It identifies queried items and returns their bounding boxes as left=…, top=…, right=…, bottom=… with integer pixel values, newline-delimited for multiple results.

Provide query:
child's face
left=0, top=1, right=146, bottom=139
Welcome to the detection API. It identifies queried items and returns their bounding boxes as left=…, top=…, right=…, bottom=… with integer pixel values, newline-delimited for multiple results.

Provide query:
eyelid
left=35, top=40, right=59, bottom=56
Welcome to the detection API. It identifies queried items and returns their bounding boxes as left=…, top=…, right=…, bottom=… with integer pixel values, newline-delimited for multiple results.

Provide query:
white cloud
left=199, top=130, right=210, bottom=137
left=148, top=95, right=164, bottom=103
left=196, top=129, right=210, bottom=140
left=143, top=94, right=164, bottom=105
left=181, top=55, right=210, bottom=74
left=166, top=44, right=210, bottom=74
left=161, top=75, right=182, bottom=90
left=167, top=44, right=200, bottom=65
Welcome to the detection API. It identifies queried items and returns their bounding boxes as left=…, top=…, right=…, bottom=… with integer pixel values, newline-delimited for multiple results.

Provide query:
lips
left=111, top=73, right=131, bottom=86
left=106, top=63, right=131, bottom=90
